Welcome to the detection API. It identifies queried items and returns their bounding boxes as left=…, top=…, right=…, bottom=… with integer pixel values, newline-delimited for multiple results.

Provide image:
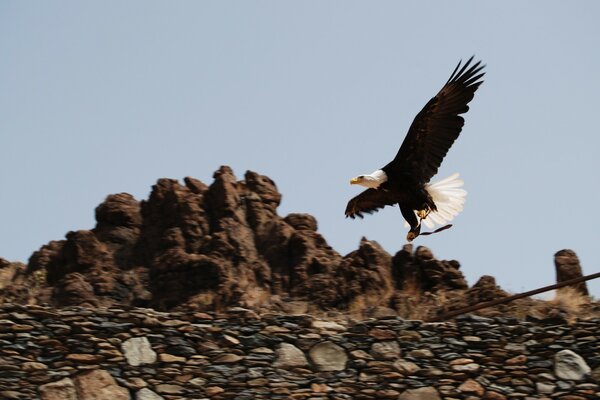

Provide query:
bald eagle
left=345, top=57, right=485, bottom=241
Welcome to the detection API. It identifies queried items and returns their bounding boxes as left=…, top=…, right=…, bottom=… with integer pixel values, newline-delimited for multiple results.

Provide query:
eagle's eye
left=358, top=175, right=364, bottom=179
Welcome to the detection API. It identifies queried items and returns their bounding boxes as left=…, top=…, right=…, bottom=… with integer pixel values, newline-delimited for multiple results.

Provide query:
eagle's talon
left=417, top=207, right=431, bottom=220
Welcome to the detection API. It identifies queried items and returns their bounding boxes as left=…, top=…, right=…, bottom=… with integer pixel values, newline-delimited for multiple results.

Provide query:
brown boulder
left=73, top=369, right=129, bottom=400
left=28, top=240, right=65, bottom=275
left=94, top=193, right=141, bottom=267
left=392, top=244, right=467, bottom=292
left=554, top=249, right=588, bottom=296
left=332, top=238, right=394, bottom=310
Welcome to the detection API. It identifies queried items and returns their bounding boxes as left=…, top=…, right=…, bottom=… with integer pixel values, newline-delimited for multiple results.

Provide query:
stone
left=536, top=382, right=555, bottom=394
left=555, top=350, right=591, bottom=380
left=408, top=348, right=433, bottom=358
left=205, top=387, right=224, bottom=396
left=65, top=353, right=104, bottom=363
left=136, top=388, right=163, bottom=400
left=248, top=378, right=269, bottom=387
left=376, top=389, right=400, bottom=398
left=371, top=341, right=401, bottom=359
left=308, top=341, right=348, bottom=371
left=154, top=384, right=184, bottom=395
left=39, top=378, right=77, bottom=400
left=449, top=358, right=474, bottom=365
left=124, top=378, right=148, bottom=390
left=250, top=347, right=274, bottom=354
left=506, top=355, right=527, bottom=365
left=0, top=391, right=28, bottom=400
left=11, top=324, right=34, bottom=332
left=483, top=392, right=507, bottom=400
left=213, top=353, right=243, bottom=363
left=393, top=360, right=420, bottom=375
left=312, top=320, right=346, bottom=331
left=122, top=337, right=157, bottom=366
left=222, top=334, right=240, bottom=345
left=188, top=377, right=207, bottom=388
left=451, top=363, right=480, bottom=373
left=73, top=369, right=129, bottom=400
left=458, top=379, right=485, bottom=396
left=158, top=353, right=186, bottom=363
left=369, top=328, right=396, bottom=340
left=273, top=343, right=308, bottom=368
left=350, top=349, right=373, bottom=360
left=22, top=361, right=48, bottom=371
left=398, top=386, right=441, bottom=400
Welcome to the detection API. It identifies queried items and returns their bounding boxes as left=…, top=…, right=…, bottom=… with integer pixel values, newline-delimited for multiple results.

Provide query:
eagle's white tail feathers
left=403, top=173, right=467, bottom=229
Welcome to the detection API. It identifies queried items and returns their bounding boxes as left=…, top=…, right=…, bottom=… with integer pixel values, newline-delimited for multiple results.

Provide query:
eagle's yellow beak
left=350, top=177, right=360, bottom=185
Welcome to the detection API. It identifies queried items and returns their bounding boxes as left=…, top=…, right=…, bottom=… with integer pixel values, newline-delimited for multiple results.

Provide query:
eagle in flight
left=345, top=57, right=485, bottom=242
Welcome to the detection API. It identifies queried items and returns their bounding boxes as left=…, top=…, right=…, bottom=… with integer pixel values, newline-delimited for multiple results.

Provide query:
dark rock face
left=554, top=249, right=589, bottom=296
left=0, top=166, right=473, bottom=314
left=94, top=193, right=142, bottom=268
left=466, top=275, right=509, bottom=304
left=392, top=244, right=468, bottom=292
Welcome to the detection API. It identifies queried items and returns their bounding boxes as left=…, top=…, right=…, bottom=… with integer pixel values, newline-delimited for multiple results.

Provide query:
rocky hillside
left=0, top=166, right=595, bottom=320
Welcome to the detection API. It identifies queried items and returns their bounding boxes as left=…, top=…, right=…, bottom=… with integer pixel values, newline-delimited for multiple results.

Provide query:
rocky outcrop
left=555, top=249, right=589, bottom=296
left=0, top=257, right=48, bottom=305
left=1, top=166, right=595, bottom=320
left=392, top=244, right=468, bottom=292
left=0, top=258, right=25, bottom=290
left=0, top=166, right=481, bottom=316
left=465, top=275, right=509, bottom=304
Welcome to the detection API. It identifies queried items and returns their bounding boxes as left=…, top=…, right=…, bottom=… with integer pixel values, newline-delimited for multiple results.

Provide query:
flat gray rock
left=273, top=343, right=308, bottom=369
left=122, top=337, right=157, bottom=366
left=554, top=349, right=591, bottom=381
left=308, top=341, right=348, bottom=371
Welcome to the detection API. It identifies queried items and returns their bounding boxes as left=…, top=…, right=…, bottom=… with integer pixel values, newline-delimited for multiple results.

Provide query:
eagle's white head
left=349, top=169, right=388, bottom=189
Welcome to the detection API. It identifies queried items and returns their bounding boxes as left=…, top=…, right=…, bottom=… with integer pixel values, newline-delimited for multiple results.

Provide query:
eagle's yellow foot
left=406, top=231, right=417, bottom=242
left=417, top=208, right=431, bottom=219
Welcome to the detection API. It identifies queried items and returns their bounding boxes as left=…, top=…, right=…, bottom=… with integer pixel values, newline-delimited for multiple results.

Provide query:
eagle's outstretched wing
left=345, top=188, right=399, bottom=219
left=384, top=57, right=485, bottom=183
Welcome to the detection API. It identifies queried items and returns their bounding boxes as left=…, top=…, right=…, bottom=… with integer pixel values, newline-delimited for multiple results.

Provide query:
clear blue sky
left=2, top=1, right=599, bottom=297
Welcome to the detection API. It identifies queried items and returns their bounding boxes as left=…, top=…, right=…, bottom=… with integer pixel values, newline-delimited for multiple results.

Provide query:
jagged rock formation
left=0, top=166, right=591, bottom=319
left=0, top=167, right=471, bottom=316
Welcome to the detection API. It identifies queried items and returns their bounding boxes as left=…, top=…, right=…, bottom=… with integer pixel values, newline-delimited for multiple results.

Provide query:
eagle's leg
left=400, top=204, right=421, bottom=242
left=417, top=186, right=436, bottom=220
left=417, top=205, right=431, bottom=220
